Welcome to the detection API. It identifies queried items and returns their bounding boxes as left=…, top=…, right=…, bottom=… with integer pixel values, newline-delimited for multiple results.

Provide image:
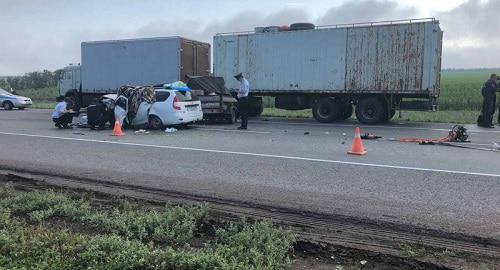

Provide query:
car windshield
left=0, top=88, right=12, bottom=95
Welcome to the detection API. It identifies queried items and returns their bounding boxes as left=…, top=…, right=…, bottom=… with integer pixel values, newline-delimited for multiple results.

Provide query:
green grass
left=0, top=186, right=296, bottom=270
left=439, top=70, right=499, bottom=110
left=15, top=87, right=58, bottom=102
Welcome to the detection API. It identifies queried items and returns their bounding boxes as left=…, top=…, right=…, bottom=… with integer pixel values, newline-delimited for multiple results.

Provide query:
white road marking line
left=254, top=120, right=500, bottom=134
left=1, top=131, right=499, bottom=178
left=193, top=127, right=271, bottom=134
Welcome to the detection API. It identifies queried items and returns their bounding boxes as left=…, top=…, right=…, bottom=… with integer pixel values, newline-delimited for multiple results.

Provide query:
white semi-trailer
left=214, top=18, right=443, bottom=124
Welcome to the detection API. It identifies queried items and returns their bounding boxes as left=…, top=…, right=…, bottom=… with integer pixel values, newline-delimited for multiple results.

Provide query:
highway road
left=1, top=109, right=499, bottom=239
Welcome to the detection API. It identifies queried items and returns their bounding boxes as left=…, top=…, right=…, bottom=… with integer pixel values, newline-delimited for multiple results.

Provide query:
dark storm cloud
left=317, top=0, right=417, bottom=25
left=437, top=0, right=500, bottom=68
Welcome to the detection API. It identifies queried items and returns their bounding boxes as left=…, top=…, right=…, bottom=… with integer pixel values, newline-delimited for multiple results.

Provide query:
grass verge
left=0, top=185, right=295, bottom=270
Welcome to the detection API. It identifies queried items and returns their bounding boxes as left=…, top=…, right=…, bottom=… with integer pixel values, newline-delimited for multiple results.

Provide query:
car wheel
left=355, top=96, right=387, bottom=124
left=226, top=105, right=237, bottom=124
left=149, top=115, right=163, bottom=130
left=3, top=101, right=13, bottom=110
left=312, top=98, right=341, bottom=123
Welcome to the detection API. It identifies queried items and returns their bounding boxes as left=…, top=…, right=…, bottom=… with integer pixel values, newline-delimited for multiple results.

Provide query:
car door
left=131, top=102, right=152, bottom=126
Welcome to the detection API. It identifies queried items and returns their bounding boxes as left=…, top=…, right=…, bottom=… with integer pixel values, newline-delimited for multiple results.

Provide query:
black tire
left=3, top=101, right=13, bottom=110
left=312, top=98, right=341, bottom=123
left=149, top=115, right=163, bottom=130
left=65, top=93, right=81, bottom=112
left=225, top=105, right=237, bottom=124
left=385, top=109, right=396, bottom=121
left=355, top=96, right=387, bottom=125
left=248, top=101, right=263, bottom=117
left=290, top=23, right=315, bottom=31
left=337, top=104, right=353, bottom=121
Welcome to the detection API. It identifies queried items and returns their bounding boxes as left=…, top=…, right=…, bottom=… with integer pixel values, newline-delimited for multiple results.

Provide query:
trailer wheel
left=312, top=98, right=341, bottom=123
left=337, top=104, right=353, bottom=121
left=355, top=96, right=387, bottom=124
left=225, top=105, right=237, bottom=124
left=385, top=109, right=396, bottom=121
left=149, top=115, right=163, bottom=130
left=248, top=97, right=263, bottom=117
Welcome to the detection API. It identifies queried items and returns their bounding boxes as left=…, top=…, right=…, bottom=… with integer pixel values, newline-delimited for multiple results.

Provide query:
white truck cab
left=58, top=64, right=81, bottom=96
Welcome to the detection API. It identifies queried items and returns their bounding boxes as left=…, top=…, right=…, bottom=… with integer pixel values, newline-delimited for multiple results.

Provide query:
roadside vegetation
left=3, top=69, right=499, bottom=123
left=0, top=184, right=295, bottom=270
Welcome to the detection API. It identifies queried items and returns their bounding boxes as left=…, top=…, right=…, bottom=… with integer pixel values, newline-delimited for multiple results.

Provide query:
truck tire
left=355, top=96, right=387, bottom=124
left=248, top=97, right=263, bottom=117
left=149, top=115, right=163, bottom=130
left=385, top=109, right=396, bottom=121
left=337, top=104, right=353, bottom=121
left=312, top=98, right=341, bottom=123
left=225, top=105, right=237, bottom=124
left=64, top=93, right=81, bottom=112
left=290, top=23, right=315, bottom=31
left=3, top=101, right=13, bottom=110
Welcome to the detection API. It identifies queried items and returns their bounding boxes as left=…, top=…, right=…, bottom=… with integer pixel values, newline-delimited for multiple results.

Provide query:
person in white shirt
left=234, top=72, right=249, bottom=130
left=52, top=96, right=74, bottom=128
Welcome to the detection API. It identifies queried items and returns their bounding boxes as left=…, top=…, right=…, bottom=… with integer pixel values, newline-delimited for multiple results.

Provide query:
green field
left=11, top=69, right=499, bottom=123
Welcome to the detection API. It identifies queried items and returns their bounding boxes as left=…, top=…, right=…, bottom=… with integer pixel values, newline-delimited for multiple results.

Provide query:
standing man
left=52, top=96, right=74, bottom=129
left=478, top=74, right=499, bottom=128
left=234, top=72, right=249, bottom=130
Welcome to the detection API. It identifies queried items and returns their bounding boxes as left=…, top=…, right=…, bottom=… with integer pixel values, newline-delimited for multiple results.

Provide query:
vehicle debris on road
left=399, top=125, right=469, bottom=143
left=165, top=127, right=177, bottom=133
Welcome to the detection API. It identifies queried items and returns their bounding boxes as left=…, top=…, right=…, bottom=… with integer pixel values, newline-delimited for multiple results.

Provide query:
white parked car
left=0, top=88, right=32, bottom=110
left=116, top=89, right=203, bottom=129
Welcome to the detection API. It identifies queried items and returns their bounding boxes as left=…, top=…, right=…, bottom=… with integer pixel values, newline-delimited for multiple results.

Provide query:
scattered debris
left=493, top=142, right=500, bottom=150
left=399, top=125, right=469, bottom=143
left=165, top=127, right=177, bottom=133
left=361, top=133, right=382, bottom=140
left=134, top=129, right=150, bottom=134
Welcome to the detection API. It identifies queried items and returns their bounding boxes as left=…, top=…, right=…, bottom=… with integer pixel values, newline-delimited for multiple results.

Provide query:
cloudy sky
left=0, top=0, right=498, bottom=75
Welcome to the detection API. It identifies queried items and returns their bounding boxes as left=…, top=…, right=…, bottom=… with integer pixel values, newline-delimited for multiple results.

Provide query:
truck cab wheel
left=312, top=98, right=341, bottom=123
left=149, top=115, right=163, bottom=130
left=355, top=96, right=387, bottom=124
left=337, top=104, right=353, bottom=121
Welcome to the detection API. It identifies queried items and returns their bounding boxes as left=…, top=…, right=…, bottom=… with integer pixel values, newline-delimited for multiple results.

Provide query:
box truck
left=58, top=37, right=210, bottom=110
left=214, top=18, right=443, bottom=124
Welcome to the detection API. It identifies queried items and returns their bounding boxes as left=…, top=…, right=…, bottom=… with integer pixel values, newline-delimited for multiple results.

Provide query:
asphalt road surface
left=1, top=109, right=499, bottom=239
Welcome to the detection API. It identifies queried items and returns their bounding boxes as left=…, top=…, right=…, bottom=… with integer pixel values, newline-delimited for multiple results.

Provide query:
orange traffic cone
left=111, top=117, right=125, bottom=136
left=347, top=127, right=367, bottom=155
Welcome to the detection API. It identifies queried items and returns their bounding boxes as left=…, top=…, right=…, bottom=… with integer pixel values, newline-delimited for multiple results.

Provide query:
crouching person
left=87, top=98, right=108, bottom=130
left=52, top=96, right=74, bottom=129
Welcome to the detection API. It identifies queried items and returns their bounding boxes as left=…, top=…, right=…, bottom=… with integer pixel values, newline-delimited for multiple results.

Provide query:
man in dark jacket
left=87, top=98, right=112, bottom=130
left=478, top=74, right=499, bottom=128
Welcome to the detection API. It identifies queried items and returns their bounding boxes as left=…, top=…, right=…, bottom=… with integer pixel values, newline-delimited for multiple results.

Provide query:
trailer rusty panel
left=180, top=39, right=210, bottom=81
left=345, top=23, right=426, bottom=92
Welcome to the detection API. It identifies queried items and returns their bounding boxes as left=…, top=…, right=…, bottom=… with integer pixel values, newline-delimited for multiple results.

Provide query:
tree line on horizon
left=0, top=69, right=63, bottom=91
